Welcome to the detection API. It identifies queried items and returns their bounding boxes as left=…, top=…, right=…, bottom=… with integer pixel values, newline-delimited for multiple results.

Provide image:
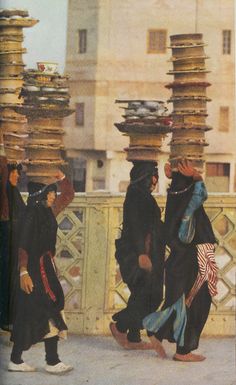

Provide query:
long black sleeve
left=124, top=193, right=146, bottom=255
left=123, top=187, right=157, bottom=256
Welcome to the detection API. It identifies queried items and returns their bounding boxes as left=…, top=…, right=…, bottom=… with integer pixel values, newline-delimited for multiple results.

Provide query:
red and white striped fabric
left=186, top=243, right=218, bottom=307
left=40, top=252, right=57, bottom=303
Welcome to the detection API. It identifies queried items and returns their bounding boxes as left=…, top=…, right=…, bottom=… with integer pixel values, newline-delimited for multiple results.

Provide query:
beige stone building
left=64, top=0, right=235, bottom=193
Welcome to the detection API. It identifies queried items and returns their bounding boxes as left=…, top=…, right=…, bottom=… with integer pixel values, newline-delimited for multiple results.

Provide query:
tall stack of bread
left=17, top=64, right=74, bottom=184
left=0, top=8, right=38, bottom=162
left=166, top=33, right=212, bottom=171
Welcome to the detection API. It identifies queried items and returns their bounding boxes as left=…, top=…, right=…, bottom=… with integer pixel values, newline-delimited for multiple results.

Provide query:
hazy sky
left=1, top=0, right=68, bottom=72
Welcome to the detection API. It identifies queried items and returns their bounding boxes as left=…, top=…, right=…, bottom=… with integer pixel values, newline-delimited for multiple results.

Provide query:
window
left=206, top=163, right=229, bottom=177
left=75, top=103, right=84, bottom=126
left=69, top=158, right=86, bottom=192
left=222, top=30, right=231, bottom=54
left=205, top=162, right=230, bottom=192
left=219, top=106, right=229, bottom=131
left=74, top=162, right=86, bottom=192
left=147, top=29, right=167, bottom=53
left=78, top=29, right=87, bottom=53
left=93, top=178, right=105, bottom=190
left=97, top=160, right=104, bottom=169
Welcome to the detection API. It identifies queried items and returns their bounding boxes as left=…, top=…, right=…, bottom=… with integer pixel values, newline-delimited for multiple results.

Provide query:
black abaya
left=112, top=183, right=165, bottom=341
left=0, top=183, right=25, bottom=330
left=11, top=204, right=67, bottom=351
left=147, top=173, right=216, bottom=353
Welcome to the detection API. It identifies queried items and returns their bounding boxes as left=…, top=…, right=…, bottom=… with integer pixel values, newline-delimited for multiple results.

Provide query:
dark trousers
left=113, top=271, right=163, bottom=342
left=11, top=336, right=60, bottom=365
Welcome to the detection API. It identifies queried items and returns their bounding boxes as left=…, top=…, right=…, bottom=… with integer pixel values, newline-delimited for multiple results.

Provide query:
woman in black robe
left=0, top=161, right=25, bottom=331
left=9, top=171, right=75, bottom=374
left=143, top=160, right=218, bottom=361
left=110, top=161, right=166, bottom=354
left=0, top=153, right=9, bottom=329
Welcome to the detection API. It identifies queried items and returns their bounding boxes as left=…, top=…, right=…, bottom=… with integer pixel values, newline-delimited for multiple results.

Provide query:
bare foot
left=173, top=352, right=206, bottom=362
left=124, top=340, right=153, bottom=350
left=149, top=336, right=167, bottom=358
left=109, top=322, right=127, bottom=348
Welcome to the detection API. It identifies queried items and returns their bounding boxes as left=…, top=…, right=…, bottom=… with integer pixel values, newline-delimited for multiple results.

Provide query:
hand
left=138, top=254, right=152, bottom=272
left=164, top=163, right=172, bottom=179
left=48, top=170, right=65, bottom=184
left=20, top=273, right=34, bottom=294
left=54, top=170, right=65, bottom=181
left=178, top=159, right=202, bottom=180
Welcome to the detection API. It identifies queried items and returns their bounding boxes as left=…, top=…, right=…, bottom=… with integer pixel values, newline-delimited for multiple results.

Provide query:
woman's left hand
left=178, top=160, right=202, bottom=180
left=55, top=170, right=65, bottom=181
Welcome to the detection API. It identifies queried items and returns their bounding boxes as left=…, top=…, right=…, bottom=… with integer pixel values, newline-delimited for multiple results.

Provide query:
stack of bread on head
left=0, top=8, right=38, bottom=163
left=166, top=33, right=212, bottom=172
left=115, top=99, right=172, bottom=163
left=15, top=64, right=74, bottom=184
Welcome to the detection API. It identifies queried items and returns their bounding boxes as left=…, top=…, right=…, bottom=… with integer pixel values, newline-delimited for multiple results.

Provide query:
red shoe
left=173, top=352, right=206, bottom=362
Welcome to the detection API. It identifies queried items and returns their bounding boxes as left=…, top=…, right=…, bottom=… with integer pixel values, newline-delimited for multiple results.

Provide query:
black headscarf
left=27, top=182, right=57, bottom=207
left=129, top=161, right=158, bottom=192
left=7, top=163, right=22, bottom=176
left=6, top=163, right=25, bottom=224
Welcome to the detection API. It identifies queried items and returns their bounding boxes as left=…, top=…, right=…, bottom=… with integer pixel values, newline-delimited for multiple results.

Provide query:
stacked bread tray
left=115, top=99, right=172, bottom=162
left=0, top=8, right=38, bottom=162
left=14, top=64, right=74, bottom=184
left=166, top=33, right=212, bottom=171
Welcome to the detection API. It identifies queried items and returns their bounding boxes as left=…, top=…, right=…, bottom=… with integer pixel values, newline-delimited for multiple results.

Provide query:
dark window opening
left=67, top=158, right=86, bottom=192
left=147, top=29, right=167, bottom=53
left=222, top=30, right=231, bottom=54
left=97, top=160, right=104, bottom=168
left=75, top=103, right=84, bottom=126
left=78, top=29, right=87, bottom=54
left=219, top=106, right=229, bottom=132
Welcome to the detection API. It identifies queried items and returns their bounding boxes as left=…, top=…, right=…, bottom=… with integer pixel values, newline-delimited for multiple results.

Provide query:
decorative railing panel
left=52, top=194, right=235, bottom=336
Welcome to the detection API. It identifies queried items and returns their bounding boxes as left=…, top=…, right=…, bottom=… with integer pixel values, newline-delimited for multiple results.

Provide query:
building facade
left=64, top=0, right=235, bottom=193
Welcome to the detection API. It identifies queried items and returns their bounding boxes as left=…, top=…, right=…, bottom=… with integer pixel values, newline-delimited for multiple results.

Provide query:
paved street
left=0, top=333, right=235, bottom=385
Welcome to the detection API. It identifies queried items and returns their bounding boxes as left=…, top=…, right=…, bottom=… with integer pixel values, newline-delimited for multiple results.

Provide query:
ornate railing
left=53, top=193, right=236, bottom=336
